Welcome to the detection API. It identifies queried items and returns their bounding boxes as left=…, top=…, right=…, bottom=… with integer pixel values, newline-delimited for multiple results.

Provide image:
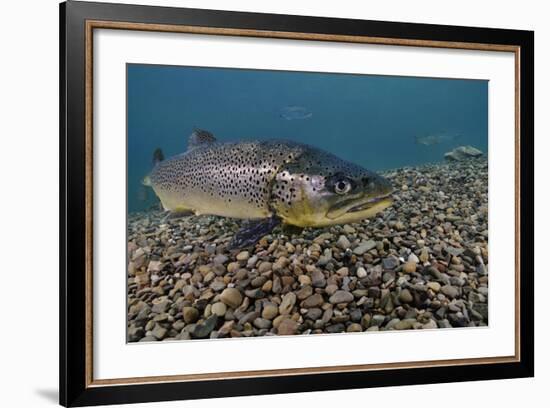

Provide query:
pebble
left=247, top=255, right=258, bottom=268
left=279, top=292, right=297, bottom=315
left=394, top=319, right=415, bottom=330
left=192, top=315, right=217, bottom=338
left=236, top=251, right=250, bottom=261
left=446, top=247, right=464, bottom=257
left=253, top=317, right=272, bottom=329
left=336, top=267, right=349, bottom=277
left=422, top=319, right=438, bottom=329
left=399, top=289, right=413, bottom=303
left=277, top=319, right=299, bottom=335
left=325, top=284, right=339, bottom=296
left=427, top=282, right=441, bottom=292
left=213, top=254, right=229, bottom=265
left=326, top=323, right=345, bottom=333
left=211, top=302, right=227, bottom=317
left=220, top=288, right=243, bottom=309
left=183, top=306, right=199, bottom=323
left=441, top=285, right=459, bottom=299
left=302, top=293, right=324, bottom=308
left=262, top=303, right=279, bottom=320
left=419, top=248, right=430, bottom=263
left=402, top=261, right=417, bottom=274
left=306, top=308, right=323, bottom=320
left=227, top=262, right=240, bottom=273
left=477, top=263, right=488, bottom=276
left=337, top=235, right=351, bottom=250
left=346, top=323, right=362, bottom=332
left=311, top=270, right=326, bottom=288
left=258, top=262, right=272, bottom=273
left=343, top=225, right=356, bottom=234
left=151, top=299, right=170, bottom=314
left=356, top=267, right=367, bottom=278
left=382, top=256, right=399, bottom=270
left=296, top=285, right=313, bottom=300
left=151, top=324, right=167, bottom=340
left=329, top=290, right=354, bottom=304
left=353, top=240, right=376, bottom=255
left=298, top=275, right=311, bottom=285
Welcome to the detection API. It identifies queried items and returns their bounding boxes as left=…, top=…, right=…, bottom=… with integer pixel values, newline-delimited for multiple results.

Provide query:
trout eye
left=334, top=179, right=352, bottom=195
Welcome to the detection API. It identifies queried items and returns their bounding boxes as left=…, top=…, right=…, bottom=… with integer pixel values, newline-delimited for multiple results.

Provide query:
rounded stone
left=253, top=317, right=272, bottom=330
left=236, top=251, right=250, bottom=261
left=399, top=289, right=414, bottom=303
left=346, top=323, right=362, bottom=332
left=277, top=318, right=299, bottom=335
left=302, top=293, right=324, bottom=308
left=262, top=303, right=279, bottom=320
left=402, top=261, right=417, bottom=274
left=329, top=290, right=354, bottom=304
left=356, top=267, right=367, bottom=278
left=441, top=285, right=459, bottom=299
left=279, top=292, right=297, bottom=315
left=220, top=288, right=243, bottom=309
left=419, top=248, right=430, bottom=263
left=211, top=302, right=227, bottom=317
left=183, top=307, right=199, bottom=324
left=227, top=262, right=240, bottom=274
left=337, top=235, right=351, bottom=250
left=427, top=282, right=441, bottom=292
left=258, top=262, right=272, bottom=273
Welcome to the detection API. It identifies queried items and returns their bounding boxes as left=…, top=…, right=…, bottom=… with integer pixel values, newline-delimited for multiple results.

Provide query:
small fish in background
left=415, top=132, right=461, bottom=146
left=279, top=106, right=313, bottom=121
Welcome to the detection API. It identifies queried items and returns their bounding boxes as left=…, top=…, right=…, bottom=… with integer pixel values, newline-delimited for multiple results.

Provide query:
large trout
left=144, top=130, right=393, bottom=247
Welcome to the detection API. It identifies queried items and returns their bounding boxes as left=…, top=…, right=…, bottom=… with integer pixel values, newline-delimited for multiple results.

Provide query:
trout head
left=270, top=147, right=393, bottom=227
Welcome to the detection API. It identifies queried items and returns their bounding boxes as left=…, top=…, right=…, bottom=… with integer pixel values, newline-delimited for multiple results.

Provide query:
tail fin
left=143, top=148, right=164, bottom=187
left=153, top=148, right=164, bottom=166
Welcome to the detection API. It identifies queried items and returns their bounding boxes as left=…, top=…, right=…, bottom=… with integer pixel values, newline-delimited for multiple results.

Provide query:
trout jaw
left=325, top=192, right=393, bottom=220
left=325, top=196, right=393, bottom=225
left=275, top=192, right=393, bottom=228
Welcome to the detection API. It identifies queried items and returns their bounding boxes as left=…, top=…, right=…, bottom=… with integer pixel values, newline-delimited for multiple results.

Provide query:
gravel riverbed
left=127, top=158, right=488, bottom=342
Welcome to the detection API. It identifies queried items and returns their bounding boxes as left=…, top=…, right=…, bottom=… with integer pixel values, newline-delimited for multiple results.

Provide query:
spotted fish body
left=150, top=140, right=302, bottom=218
left=148, top=131, right=393, bottom=228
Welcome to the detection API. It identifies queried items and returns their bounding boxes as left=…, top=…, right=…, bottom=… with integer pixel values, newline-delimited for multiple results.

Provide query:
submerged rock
left=444, top=145, right=483, bottom=161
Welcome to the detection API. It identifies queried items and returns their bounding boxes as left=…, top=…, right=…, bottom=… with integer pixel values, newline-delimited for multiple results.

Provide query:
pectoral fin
left=230, top=216, right=281, bottom=249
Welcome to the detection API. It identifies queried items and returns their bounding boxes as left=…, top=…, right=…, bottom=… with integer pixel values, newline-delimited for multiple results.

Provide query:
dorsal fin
left=152, top=148, right=164, bottom=165
left=188, top=128, right=217, bottom=150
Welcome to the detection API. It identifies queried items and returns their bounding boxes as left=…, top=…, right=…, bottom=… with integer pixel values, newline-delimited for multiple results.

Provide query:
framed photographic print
left=59, top=0, right=534, bottom=406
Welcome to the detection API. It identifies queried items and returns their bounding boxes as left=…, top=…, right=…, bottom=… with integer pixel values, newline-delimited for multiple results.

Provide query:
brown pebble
left=403, top=261, right=417, bottom=274
left=277, top=319, right=299, bottom=335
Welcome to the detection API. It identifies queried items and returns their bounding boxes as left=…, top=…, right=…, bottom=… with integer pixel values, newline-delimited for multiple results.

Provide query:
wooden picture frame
left=60, top=1, right=534, bottom=406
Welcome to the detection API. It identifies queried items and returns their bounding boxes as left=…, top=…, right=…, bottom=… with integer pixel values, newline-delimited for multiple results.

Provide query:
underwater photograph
left=126, top=64, right=489, bottom=342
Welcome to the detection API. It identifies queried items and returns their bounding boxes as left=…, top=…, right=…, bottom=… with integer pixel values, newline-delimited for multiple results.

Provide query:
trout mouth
left=326, top=192, right=393, bottom=220
left=348, top=193, right=393, bottom=213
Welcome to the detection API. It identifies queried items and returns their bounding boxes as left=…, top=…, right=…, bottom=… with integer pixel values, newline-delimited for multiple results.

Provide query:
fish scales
left=150, top=140, right=305, bottom=219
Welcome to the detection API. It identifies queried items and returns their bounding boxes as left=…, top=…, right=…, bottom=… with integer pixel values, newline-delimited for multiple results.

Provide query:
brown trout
left=144, top=130, right=393, bottom=246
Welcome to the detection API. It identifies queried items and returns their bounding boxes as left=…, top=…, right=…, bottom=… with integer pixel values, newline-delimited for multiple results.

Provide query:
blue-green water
left=128, top=64, right=487, bottom=213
